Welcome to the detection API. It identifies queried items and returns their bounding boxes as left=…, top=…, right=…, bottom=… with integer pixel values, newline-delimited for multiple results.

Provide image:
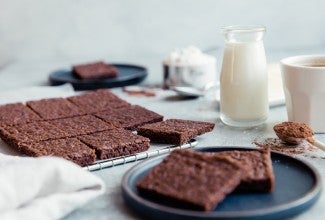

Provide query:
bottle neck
left=222, top=25, right=265, bottom=43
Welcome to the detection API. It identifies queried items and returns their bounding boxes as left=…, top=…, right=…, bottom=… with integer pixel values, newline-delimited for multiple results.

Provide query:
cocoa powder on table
left=253, top=137, right=317, bottom=155
left=255, top=122, right=324, bottom=159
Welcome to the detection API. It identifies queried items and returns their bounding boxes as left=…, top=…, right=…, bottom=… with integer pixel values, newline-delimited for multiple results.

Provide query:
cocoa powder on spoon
left=273, top=121, right=325, bottom=151
left=273, top=121, right=314, bottom=144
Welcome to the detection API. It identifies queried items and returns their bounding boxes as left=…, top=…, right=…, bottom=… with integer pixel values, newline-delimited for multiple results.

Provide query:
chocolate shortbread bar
left=51, top=115, right=114, bottom=137
left=217, top=148, right=275, bottom=192
left=0, top=121, right=69, bottom=149
left=19, top=138, right=96, bottom=166
left=0, top=103, right=41, bottom=126
left=137, top=149, right=243, bottom=211
left=68, top=89, right=130, bottom=113
left=72, top=61, right=118, bottom=79
left=78, top=129, right=150, bottom=160
left=95, top=105, right=163, bottom=130
left=137, top=119, right=215, bottom=145
left=27, top=98, right=83, bottom=120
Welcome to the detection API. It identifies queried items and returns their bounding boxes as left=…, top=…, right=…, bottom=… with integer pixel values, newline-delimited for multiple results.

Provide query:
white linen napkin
left=0, top=154, right=105, bottom=220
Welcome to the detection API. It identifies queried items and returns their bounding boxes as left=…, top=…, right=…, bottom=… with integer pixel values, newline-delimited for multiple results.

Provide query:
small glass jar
left=219, top=25, right=268, bottom=127
left=162, top=46, right=217, bottom=90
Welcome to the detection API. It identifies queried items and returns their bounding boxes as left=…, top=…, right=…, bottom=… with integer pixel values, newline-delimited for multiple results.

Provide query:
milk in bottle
left=220, top=25, right=268, bottom=127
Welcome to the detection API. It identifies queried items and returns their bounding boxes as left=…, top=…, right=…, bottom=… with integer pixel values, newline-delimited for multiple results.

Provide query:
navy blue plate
left=49, top=63, right=148, bottom=90
left=122, top=147, right=322, bottom=220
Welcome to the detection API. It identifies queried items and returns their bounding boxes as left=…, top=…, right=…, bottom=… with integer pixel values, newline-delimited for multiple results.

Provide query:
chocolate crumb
left=122, top=87, right=156, bottom=97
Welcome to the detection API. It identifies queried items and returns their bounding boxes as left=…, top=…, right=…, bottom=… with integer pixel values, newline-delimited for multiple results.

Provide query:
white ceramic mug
left=281, top=55, right=325, bottom=133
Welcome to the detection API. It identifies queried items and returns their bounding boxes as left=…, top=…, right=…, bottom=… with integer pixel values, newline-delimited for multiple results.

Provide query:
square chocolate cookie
left=68, top=89, right=130, bottom=113
left=0, top=103, right=41, bottom=126
left=95, top=105, right=163, bottom=130
left=27, top=98, right=83, bottom=120
left=217, top=148, right=275, bottom=192
left=137, top=149, right=243, bottom=211
left=72, top=61, right=118, bottom=79
left=0, top=121, right=69, bottom=148
left=51, top=115, right=114, bottom=137
left=137, top=119, right=215, bottom=145
left=19, top=138, right=96, bottom=166
left=78, top=129, right=150, bottom=160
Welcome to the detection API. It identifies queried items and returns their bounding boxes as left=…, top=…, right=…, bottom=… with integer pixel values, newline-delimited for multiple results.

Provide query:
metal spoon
left=274, top=122, right=325, bottom=151
left=170, top=86, right=205, bottom=97
left=170, top=82, right=219, bottom=98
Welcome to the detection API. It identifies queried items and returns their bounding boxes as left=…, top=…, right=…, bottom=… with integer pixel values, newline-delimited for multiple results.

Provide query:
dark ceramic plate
left=49, top=64, right=147, bottom=90
left=122, top=147, right=322, bottom=220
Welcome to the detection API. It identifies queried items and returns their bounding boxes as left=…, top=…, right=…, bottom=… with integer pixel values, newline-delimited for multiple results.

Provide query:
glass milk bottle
left=220, top=25, right=268, bottom=127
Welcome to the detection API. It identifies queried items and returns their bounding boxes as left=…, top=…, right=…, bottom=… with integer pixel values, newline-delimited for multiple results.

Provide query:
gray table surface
left=64, top=89, right=324, bottom=220
left=0, top=60, right=324, bottom=220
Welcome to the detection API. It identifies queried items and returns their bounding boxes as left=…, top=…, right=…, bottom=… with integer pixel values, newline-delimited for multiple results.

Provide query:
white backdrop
left=0, top=0, right=325, bottom=84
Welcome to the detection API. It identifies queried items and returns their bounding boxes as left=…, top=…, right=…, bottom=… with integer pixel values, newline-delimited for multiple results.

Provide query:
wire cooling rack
left=84, top=139, right=198, bottom=171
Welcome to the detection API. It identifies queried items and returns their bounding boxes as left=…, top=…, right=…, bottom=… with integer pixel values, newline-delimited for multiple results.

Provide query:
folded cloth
left=0, top=154, right=105, bottom=220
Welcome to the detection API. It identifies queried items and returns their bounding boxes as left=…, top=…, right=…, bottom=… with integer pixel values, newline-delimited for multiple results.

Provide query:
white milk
left=220, top=41, right=268, bottom=126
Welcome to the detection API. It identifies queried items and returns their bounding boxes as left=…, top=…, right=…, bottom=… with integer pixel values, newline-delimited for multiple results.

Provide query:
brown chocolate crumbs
left=123, top=87, right=156, bottom=97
